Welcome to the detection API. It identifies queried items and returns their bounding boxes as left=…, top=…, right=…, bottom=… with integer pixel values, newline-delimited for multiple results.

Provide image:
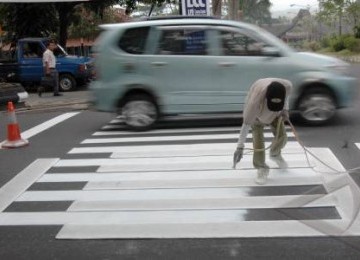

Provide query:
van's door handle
left=218, top=62, right=235, bottom=67
left=151, top=62, right=167, bottom=67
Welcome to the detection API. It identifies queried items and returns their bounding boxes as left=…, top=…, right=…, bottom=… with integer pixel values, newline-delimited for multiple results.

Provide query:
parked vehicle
left=91, top=17, right=358, bottom=130
left=0, top=38, right=93, bottom=91
left=0, top=82, right=28, bottom=109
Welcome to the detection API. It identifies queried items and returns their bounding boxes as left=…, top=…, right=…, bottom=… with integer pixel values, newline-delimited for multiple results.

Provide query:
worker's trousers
left=251, top=117, right=287, bottom=169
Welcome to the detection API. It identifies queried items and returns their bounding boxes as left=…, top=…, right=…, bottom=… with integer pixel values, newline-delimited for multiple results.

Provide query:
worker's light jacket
left=237, top=78, right=292, bottom=148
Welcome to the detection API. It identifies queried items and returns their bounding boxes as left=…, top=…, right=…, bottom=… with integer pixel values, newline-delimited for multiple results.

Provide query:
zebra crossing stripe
left=16, top=186, right=327, bottom=202
left=68, top=142, right=304, bottom=158
left=67, top=194, right=336, bottom=212
left=81, top=132, right=295, bottom=144
left=56, top=219, right=356, bottom=239
left=0, top=159, right=59, bottom=212
left=356, top=143, right=360, bottom=150
left=82, top=177, right=323, bottom=190
left=53, top=154, right=314, bottom=172
left=38, top=168, right=319, bottom=182
left=94, top=126, right=292, bottom=136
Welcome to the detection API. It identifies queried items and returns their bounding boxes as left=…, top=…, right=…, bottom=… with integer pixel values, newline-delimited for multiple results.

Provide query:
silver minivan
left=91, top=17, right=357, bottom=130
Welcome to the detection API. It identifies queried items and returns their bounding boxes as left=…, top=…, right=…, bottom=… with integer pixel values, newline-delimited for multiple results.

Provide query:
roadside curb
left=16, top=101, right=90, bottom=113
left=17, top=90, right=92, bottom=113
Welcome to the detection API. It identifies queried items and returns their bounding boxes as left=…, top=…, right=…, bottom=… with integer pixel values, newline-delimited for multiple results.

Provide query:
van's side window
left=219, top=30, right=265, bottom=56
left=118, top=27, right=150, bottom=54
left=157, top=28, right=207, bottom=55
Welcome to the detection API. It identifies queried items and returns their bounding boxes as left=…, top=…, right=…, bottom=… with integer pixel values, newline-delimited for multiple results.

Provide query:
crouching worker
left=233, top=78, right=292, bottom=185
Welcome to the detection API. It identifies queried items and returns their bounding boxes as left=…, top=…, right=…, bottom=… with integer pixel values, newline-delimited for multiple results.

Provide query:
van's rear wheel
left=121, top=94, right=158, bottom=130
left=59, top=74, right=76, bottom=92
left=297, top=88, right=336, bottom=125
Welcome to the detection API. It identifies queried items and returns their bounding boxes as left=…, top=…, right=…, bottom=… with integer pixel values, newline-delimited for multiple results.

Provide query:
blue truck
left=0, top=38, right=93, bottom=91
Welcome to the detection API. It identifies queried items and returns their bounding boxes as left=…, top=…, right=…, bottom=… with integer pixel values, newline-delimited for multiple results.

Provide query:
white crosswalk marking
left=1, top=119, right=360, bottom=240
left=356, top=143, right=360, bottom=150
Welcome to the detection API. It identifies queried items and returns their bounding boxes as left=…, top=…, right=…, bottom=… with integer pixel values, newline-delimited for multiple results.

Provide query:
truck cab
left=13, top=38, right=93, bottom=91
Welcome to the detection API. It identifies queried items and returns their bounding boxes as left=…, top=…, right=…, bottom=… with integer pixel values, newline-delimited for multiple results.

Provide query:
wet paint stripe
left=81, top=132, right=295, bottom=144
left=82, top=177, right=323, bottom=190
left=53, top=153, right=313, bottom=170
left=94, top=126, right=292, bottom=136
left=0, top=159, right=59, bottom=212
left=38, top=168, right=320, bottom=183
left=15, top=186, right=328, bottom=202
left=68, top=193, right=336, bottom=212
left=68, top=142, right=304, bottom=157
left=78, top=138, right=297, bottom=147
left=0, top=209, right=344, bottom=227
left=56, top=219, right=354, bottom=239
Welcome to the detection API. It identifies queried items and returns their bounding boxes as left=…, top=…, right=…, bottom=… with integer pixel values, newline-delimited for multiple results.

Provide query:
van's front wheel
left=121, top=94, right=158, bottom=130
left=297, top=88, right=336, bottom=125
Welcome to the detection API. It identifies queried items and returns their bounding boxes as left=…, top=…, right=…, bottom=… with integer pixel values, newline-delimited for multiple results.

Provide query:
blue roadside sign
left=181, top=0, right=210, bottom=16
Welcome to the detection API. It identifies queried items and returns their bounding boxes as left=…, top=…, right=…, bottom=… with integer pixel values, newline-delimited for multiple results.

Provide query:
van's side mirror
left=262, top=47, right=281, bottom=57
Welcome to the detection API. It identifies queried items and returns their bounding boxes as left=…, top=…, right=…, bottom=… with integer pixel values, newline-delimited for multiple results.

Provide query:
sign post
left=181, top=0, right=210, bottom=16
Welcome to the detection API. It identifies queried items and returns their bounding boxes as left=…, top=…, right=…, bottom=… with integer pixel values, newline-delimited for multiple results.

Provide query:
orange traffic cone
left=1, top=101, right=29, bottom=149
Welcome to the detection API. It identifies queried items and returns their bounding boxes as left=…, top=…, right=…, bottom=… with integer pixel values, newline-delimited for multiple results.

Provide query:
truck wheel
left=59, top=74, right=76, bottom=92
left=297, top=87, right=336, bottom=125
left=121, top=94, right=158, bottom=130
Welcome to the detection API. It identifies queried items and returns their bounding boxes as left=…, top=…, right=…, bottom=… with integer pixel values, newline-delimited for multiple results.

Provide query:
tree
left=0, top=0, right=166, bottom=47
left=0, top=3, right=57, bottom=41
left=317, top=0, right=360, bottom=36
left=239, top=0, right=271, bottom=24
left=228, top=0, right=271, bottom=24
left=346, top=0, right=360, bottom=32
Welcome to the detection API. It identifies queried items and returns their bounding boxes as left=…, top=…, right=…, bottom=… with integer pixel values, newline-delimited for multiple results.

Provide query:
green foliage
left=303, top=41, right=321, bottom=51
left=327, top=35, right=360, bottom=52
left=344, top=36, right=360, bottom=52
left=239, top=0, right=271, bottom=25
left=354, top=25, right=360, bottom=38
left=0, top=3, right=58, bottom=41
left=330, top=35, right=347, bottom=51
left=320, top=37, right=332, bottom=48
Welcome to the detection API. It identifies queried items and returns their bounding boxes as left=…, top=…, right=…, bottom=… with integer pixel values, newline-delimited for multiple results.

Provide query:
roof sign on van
left=182, top=0, right=210, bottom=16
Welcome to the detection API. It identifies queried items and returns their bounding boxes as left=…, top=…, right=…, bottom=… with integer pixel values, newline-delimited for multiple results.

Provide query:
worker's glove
left=281, top=110, right=290, bottom=122
left=233, top=147, right=244, bottom=169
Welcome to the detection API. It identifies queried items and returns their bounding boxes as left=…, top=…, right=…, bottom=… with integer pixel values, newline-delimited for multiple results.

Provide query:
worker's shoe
left=255, top=167, right=269, bottom=185
left=270, top=154, right=288, bottom=169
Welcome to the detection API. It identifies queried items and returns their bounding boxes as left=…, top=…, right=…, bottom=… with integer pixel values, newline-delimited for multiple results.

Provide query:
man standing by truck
left=39, top=39, right=62, bottom=97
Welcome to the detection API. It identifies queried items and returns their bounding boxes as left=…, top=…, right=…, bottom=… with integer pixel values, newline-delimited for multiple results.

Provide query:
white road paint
left=1, top=118, right=359, bottom=240
left=56, top=220, right=355, bottom=239
left=356, top=143, right=360, bottom=150
left=38, top=168, right=319, bottom=182
left=81, top=177, right=322, bottom=189
left=93, top=126, right=291, bottom=136
left=68, top=194, right=336, bottom=212
left=1, top=112, right=80, bottom=148
left=81, top=132, right=295, bottom=144
left=68, top=142, right=304, bottom=158
left=0, top=159, right=59, bottom=212
left=54, top=154, right=314, bottom=173
left=21, top=112, right=80, bottom=139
